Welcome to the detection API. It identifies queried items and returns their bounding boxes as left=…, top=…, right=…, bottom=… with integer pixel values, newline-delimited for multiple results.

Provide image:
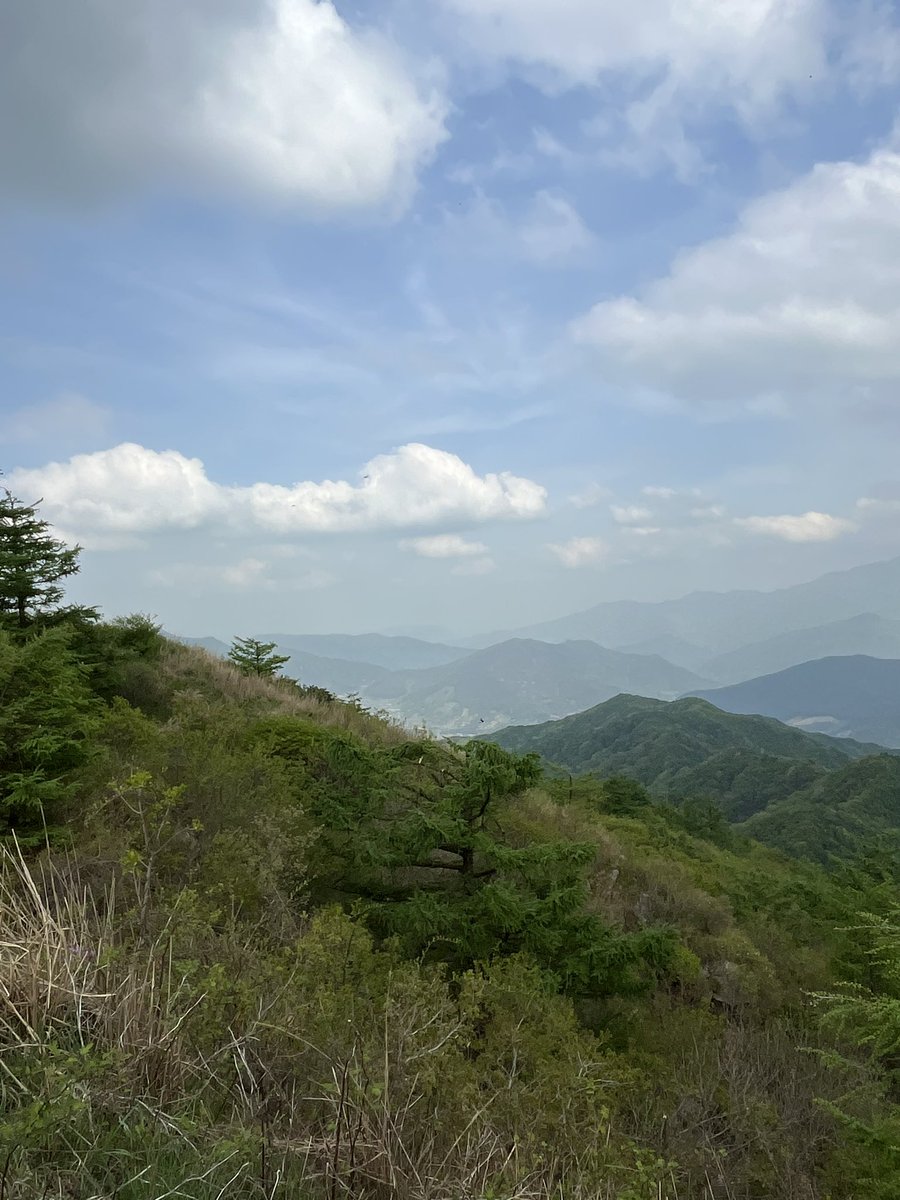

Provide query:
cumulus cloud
left=8, top=442, right=546, bottom=541
left=734, top=511, right=856, bottom=542
left=1, top=0, right=446, bottom=212
left=442, top=0, right=826, bottom=174
left=547, top=536, right=609, bottom=567
left=574, top=142, right=900, bottom=410
left=400, top=534, right=489, bottom=558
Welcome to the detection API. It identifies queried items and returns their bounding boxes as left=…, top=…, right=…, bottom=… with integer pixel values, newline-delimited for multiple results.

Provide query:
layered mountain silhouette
left=468, top=554, right=900, bottom=657
left=687, top=655, right=900, bottom=748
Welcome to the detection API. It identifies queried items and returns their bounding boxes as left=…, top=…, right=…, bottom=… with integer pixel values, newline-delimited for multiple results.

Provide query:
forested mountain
left=703, top=613, right=900, bottom=683
left=743, top=754, right=900, bottom=862
left=491, top=693, right=889, bottom=823
left=688, top=654, right=900, bottom=747
left=7, top=491, right=900, bottom=1196
left=493, top=692, right=877, bottom=773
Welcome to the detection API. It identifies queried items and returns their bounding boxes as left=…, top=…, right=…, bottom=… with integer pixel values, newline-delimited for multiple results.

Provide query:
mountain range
left=701, top=613, right=900, bottom=682
left=687, top=654, right=900, bottom=748
left=468, top=553, right=900, bottom=659
left=174, top=552, right=900, bottom=737
left=284, top=638, right=708, bottom=734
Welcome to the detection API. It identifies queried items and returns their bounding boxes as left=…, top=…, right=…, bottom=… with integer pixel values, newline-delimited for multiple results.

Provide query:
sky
left=4, top=0, right=900, bottom=640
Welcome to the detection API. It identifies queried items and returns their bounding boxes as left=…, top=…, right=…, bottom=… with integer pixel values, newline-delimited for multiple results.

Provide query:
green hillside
left=742, top=753, right=900, bottom=862
left=5, top=495, right=900, bottom=1197
left=492, top=692, right=883, bottom=813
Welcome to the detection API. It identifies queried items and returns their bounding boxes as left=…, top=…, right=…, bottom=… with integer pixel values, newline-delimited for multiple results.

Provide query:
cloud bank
left=8, top=442, right=547, bottom=541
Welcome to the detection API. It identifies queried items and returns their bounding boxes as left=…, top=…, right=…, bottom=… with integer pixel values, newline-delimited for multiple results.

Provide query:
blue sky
left=4, top=0, right=900, bottom=639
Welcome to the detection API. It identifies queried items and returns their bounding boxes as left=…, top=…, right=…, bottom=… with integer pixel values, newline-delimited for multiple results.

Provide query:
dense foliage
left=494, top=693, right=900, bottom=860
left=6, top=495, right=900, bottom=1197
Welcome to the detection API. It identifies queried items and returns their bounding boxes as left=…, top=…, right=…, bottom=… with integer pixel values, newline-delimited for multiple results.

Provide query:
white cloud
left=400, top=533, right=489, bottom=558
left=442, top=0, right=826, bottom=174
left=610, top=504, right=653, bottom=525
left=690, top=504, right=727, bottom=520
left=734, top=511, right=856, bottom=542
left=547, top=536, right=609, bottom=567
left=9, top=442, right=547, bottom=541
left=574, top=142, right=900, bottom=410
left=857, top=496, right=900, bottom=513
left=1, top=0, right=446, bottom=212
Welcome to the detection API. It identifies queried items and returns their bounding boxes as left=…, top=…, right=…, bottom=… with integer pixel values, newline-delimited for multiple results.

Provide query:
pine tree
left=0, top=489, right=89, bottom=633
left=0, top=626, right=100, bottom=837
left=228, top=636, right=291, bottom=678
left=253, top=723, right=677, bottom=996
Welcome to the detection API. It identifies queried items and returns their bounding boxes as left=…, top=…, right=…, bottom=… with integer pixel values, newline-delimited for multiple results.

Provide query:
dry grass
left=159, top=641, right=419, bottom=747
left=0, top=840, right=690, bottom=1200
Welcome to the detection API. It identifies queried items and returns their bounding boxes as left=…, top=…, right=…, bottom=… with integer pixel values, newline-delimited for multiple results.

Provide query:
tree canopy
left=0, top=489, right=93, bottom=633
left=228, top=636, right=291, bottom=678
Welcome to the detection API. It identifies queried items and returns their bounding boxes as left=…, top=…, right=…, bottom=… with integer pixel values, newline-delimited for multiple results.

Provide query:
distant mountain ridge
left=172, top=631, right=713, bottom=734
left=687, top=655, right=900, bottom=748
left=470, top=554, right=900, bottom=657
left=284, top=638, right=710, bottom=735
left=701, top=613, right=900, bottom=682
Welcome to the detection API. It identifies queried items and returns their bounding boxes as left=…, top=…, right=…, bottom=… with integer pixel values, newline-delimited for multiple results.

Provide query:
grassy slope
left=3, top=640, right=894, bottom=1198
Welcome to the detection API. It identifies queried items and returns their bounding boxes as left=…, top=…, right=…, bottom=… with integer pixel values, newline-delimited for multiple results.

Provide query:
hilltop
left=491, top=693, right=886, bottom=822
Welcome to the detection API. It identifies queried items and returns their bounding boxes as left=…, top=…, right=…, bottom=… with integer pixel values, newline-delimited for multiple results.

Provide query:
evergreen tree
left=0, top=627, right=100, bottom=838
left=253, top=724, right=677, bottom=996
left=0, top=489, right=91, bottom=633
left=228, top=636, right=291, bottom=678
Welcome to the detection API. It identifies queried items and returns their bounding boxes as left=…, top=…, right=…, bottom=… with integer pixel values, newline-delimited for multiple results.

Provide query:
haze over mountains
left=469, top=554, right=900, bottom=657
left=180, top=552, right=900, bottom=738
left=688, top=655, right=900, bottom=748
